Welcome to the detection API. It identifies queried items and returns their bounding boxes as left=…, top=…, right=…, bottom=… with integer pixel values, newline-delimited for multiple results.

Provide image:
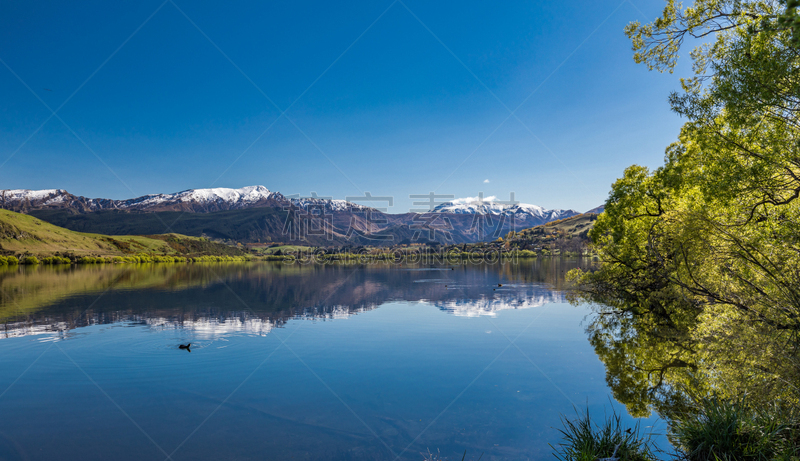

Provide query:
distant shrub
left=20, top=255, right=40, bottom=265
left=191, top=255, right=251, bottom=263
left=6, top=256, right=18, bottom=265
left=77, top=256, right=108, bottom=264
left=263, top=254, right=290, bottom=261
left=41, top=256, right=71, bottom=265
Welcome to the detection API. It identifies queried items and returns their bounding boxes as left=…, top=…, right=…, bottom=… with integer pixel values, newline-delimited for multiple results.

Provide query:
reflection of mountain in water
left=1, top=259, right=586, bottom=339
left=435, top=289, right=565, bottom=317
left=144, top=313, right=275, bottom=338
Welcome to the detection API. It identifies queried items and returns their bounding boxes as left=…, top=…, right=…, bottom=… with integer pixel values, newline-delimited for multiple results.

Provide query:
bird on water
left=179, top=343, right=191, bottom=352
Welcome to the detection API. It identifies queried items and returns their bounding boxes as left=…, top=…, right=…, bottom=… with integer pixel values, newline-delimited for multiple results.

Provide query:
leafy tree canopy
left=572, top=0, right=800, bottom=416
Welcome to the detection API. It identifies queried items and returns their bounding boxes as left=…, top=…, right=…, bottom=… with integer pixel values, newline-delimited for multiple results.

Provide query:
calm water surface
left=0, top=260, right=666, bottom=460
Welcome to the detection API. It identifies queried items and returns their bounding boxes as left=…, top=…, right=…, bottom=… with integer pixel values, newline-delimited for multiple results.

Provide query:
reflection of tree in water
left=574, top=288, right=800, bottom=422
left=581, top=298, right=701, bottom=419
left=1, top=258, right=592, bottom=339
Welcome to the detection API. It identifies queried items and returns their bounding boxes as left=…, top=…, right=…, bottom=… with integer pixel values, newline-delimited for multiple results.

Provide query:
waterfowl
left=179, top=343, right=191, bottom=352
left=497, top=283, right=503, bottom=287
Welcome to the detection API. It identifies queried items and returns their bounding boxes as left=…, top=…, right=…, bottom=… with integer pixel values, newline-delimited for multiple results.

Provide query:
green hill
left=442, top=212, right=599, bottom=256
left=509, top=212, right=598, bottom=253
left=0, top=209, right=245, bottom=258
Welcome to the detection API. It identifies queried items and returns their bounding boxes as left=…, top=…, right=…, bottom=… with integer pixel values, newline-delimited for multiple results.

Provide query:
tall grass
left=551, top=406, right=657, bottom=461
left=669, top=397, right=800, bottom=461
left=553, top=398, right=799, bottom=461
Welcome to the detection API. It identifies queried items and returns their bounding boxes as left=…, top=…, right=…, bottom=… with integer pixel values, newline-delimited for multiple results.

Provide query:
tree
left=572, top=0, right=800, bottom=413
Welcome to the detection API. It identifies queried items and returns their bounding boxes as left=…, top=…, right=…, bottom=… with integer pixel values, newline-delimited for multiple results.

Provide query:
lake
left=0, top=259, right=666, bottom=460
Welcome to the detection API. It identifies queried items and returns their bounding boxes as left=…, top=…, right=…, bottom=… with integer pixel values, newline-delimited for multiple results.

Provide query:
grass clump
left=669, top=397, right=800, bottom=461
left=551, top=407, right=657, bottom=461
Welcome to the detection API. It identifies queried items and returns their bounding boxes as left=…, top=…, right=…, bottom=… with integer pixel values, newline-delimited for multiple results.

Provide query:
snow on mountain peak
left=173, top=186, right=272, bottom=203
left=432, top=196, right=550, bottom=217
left=1, top=187, right=580, bottom=222
left=428, top=196, right=581, bottom=224
left=432, top=196, right=504, bottom=214
left=0, top=189, right=71, bottom=207
left=290, top=196, right=371, bottom=212
left=449, top=195, right=498, bottom=205
left=2, top=189, right=64, bottom=200
left=131, top=186, right=275, bottom=207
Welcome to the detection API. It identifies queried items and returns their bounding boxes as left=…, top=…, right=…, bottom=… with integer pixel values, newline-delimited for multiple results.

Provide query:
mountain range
left=1, top=186, right=584, bottom=246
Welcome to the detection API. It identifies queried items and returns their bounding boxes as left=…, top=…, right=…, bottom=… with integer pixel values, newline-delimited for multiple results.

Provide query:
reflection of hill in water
left=1, top=259, right=587, bottom=339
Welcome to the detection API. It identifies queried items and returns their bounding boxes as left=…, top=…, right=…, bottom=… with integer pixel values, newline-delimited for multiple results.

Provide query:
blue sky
left=1, top=0, right=688, bottom=213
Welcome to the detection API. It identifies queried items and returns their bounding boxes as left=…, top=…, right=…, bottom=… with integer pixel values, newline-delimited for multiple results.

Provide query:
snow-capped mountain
left=1, top=187, right=585, bottom=245
left=432, top=195, right=578, bottom=221
left=289, top=196, right=371, bottom=212
left=129, top=185, right=276, bottom=207
left=1, top=189, right=69, bottom=206
left=0, top=186, right=368, bottom=213
left=114, top=185, right=288, bottom=212
left=2, top=188, right=577, bottom=220
left=0, top=186, right=282, bottom=212
left=0, top=186, right=384, bottom=214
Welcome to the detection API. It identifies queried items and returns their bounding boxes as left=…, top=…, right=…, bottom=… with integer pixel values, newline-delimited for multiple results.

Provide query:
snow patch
left=431, top=196, right=569, bottom=219
left=133, top=185, right=275, bottom=207
left=2, top=189, right=64, bottom=201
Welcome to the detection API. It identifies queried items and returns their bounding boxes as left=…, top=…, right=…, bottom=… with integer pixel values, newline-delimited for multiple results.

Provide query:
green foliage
left=77, top=256, right=109, bottom=264
left=575, top=0, right=800, bottom=416
left=624, top=0, right=794, bottom=73
left=775, top=0, right=800, bottom=47
left=40, top=256, right=71, bottom=265
left=262, top=254, right=291, bottom=261
left=65, top=253, right=257, bottom=264
left=190, top=255, right=251, bottom=263
left=670, top=397, right=800, bottom=461
left=151, top=234, right=247, bottom=257
left=551, top=407, right=657, bottom=461
left=20, top=255, right=40, bottom=265
left=0, top=255, right=19, bottom=266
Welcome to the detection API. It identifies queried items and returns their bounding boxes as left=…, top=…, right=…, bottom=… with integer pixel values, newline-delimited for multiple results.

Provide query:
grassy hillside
left=443, top=212, right=599, bottom=256
left=0, top=209, right=245, bottom=258
left=509, top=212, right=598, bottom=253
